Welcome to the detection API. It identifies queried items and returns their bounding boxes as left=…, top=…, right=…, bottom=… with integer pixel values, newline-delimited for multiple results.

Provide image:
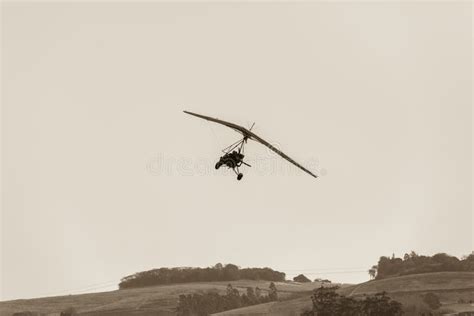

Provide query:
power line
left=37, top=279, right=119, bottom=298
left=289, top=270, right=368, bottom=275
left=33, top=268, right=370, bottom=298
left=282, top=267, right=368, bottom=272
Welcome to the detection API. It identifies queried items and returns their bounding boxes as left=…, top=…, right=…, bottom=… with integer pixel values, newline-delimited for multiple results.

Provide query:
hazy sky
left=1, top=2, right=472, bottom=301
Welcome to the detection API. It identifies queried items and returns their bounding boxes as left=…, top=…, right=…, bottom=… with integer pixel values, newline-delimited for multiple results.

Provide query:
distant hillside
left=339, top=271, right=474, bottom=297
left=3, top=272, right=472, bottom=316
left=213, top=272, right=474, bottom=316
left=346, top=272, right=474, bottom=316
left=0, top=280, right=318, bottom=316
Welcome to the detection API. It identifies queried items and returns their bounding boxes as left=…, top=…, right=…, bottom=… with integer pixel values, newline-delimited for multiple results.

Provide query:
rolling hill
left=213, top=272, right=474, bottom=316
left=2, top=272, right=472, bottom=316
left=339, top=271, right=474, bottom=296
left=0, top=280, right=322, bottom=316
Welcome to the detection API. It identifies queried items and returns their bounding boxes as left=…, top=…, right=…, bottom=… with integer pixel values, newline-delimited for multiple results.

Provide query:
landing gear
left=216, top=135, right=252, bottom=181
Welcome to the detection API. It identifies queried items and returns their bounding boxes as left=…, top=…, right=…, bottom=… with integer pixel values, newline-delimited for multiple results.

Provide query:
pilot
left=231, top=151, right=243, bottom=160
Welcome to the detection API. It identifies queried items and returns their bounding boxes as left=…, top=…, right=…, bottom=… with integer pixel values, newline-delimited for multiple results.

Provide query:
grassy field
left=339, top=271, right=474, bottom=297
left=213, top=272, right=474, bottom=316
left=0, top=280, right=322, bottom=316
left=213, top=296, right=312, bottom=316
left=2, top=272, right=472, bottom=316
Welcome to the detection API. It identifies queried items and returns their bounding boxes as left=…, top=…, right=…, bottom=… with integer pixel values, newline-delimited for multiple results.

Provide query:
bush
left=60, top=307, right=77, bottom=316
left=293, top=274, right=311, bottom=283
left=423, top=293, right=441, bottom=310
left=302, top=287, right=403, bottom=316
left=177, top=283, right=278, bottom=316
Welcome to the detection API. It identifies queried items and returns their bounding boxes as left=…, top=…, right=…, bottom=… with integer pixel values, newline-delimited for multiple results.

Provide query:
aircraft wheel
left=237, top=173, right=243, bottom=181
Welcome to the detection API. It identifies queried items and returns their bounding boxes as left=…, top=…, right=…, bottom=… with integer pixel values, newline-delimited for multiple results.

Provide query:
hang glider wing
left=249, top=133, right=318, bottom=178
left=183, top=110, right=318, bottom=178
left=183, top=110, right=253, bottom=138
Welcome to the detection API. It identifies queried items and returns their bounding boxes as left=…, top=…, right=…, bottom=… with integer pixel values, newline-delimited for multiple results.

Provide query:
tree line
left=119, top=263, right=285, bottom=289
left=176, top=283, right=278, bottom=316
left=301, top=286, right=403, bottom=316
left=368, top=251, right=474, bottom=280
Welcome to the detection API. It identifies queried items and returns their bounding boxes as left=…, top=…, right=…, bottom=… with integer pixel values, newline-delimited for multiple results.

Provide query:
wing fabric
left=183, top=110, right=318, bottom=178
left=183, top=111, right=253, bottom=138
left=249, top=134, right=318, bottom=178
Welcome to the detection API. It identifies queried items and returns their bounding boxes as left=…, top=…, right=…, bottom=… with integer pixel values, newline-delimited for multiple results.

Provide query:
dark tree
left=373, top=252, right=473, bottom=280
left=360, top=292, right=403, bottom=316
left=368, top=265, right=377, bottom=279
left=309, top=286, right=340, bottom=316
left=246, top=287, right=257, bottom=304
left=60, top=307, right=77, bottom=316
left=269, top=282, right=278, bottom=301
left=177, top=283, right=275, bottom=316
left=302, top=287, right=403, bottom=316
left=223, top=264, right=240, bottom=281
left=423, top=293, right=441, bottom=310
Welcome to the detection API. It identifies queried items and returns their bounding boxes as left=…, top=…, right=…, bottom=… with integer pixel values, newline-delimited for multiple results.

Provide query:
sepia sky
left=1, top=2, right=472, bottom=301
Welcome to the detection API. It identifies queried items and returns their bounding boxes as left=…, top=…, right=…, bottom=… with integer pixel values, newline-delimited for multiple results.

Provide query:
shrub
left=423, top=293, right=441, bottom=310
left=60, top=307, right=77, bottom=316
left=293, top=274, right=311, bottom=283
left=177, top=282, right=278, bottom=316
left=302, top=287, right=403, bottom=316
